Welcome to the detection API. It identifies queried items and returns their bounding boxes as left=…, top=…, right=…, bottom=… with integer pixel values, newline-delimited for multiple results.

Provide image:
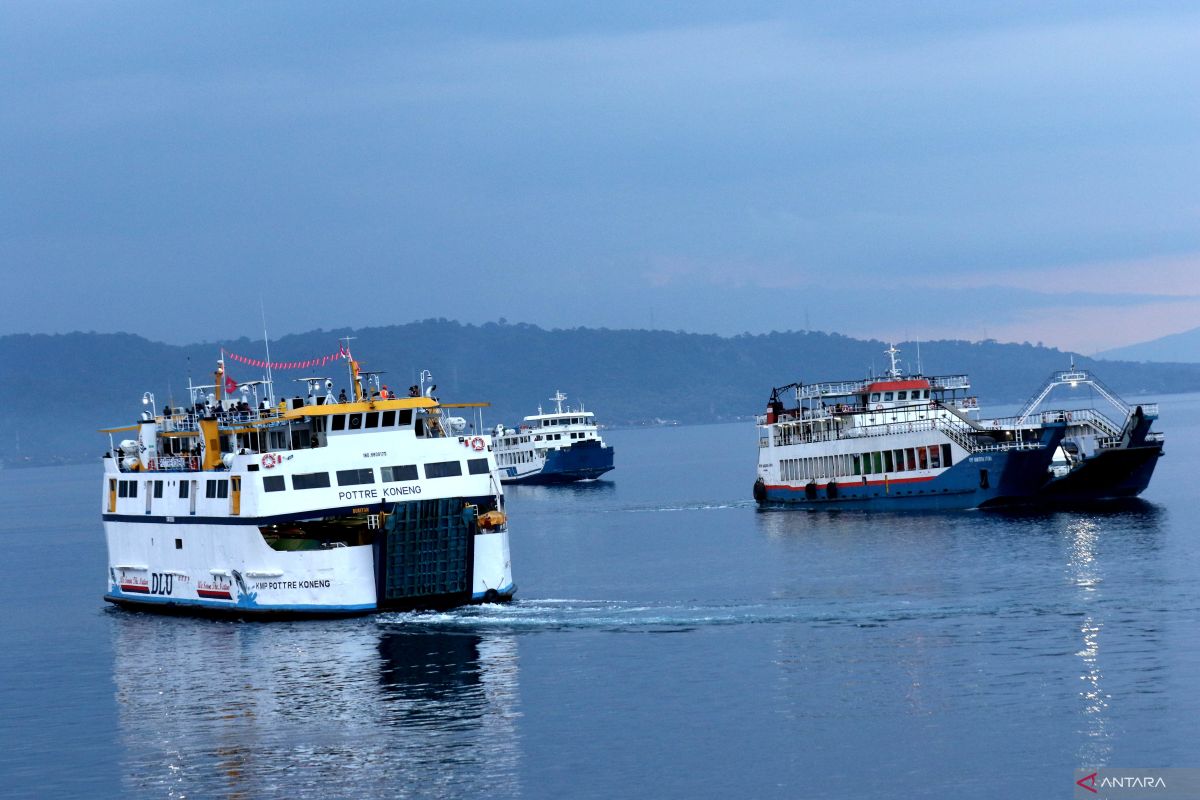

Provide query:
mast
left=551, top=390, right=567, bottom=414
left=260, top=300, right=276, bottom=406
left=885, top=343, right=902, bottom=379
left=340, top=336, right=360, bottom=401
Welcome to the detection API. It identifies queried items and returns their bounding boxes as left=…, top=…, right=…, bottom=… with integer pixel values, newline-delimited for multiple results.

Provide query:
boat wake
left=375, top=597, right=1019, bottom=633
left=610, top=500, right=757, bottom=514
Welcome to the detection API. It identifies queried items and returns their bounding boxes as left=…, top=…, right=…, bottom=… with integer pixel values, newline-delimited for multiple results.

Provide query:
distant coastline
left=5, top=321, right=1200, bottom=468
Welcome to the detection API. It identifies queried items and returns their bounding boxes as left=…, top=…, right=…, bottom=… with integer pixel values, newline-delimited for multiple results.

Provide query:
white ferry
left=754, top=345, right=1067, bottom=510
left=101, top=349, right=515, bottom=617
left=998, top=364, right=1164, bottom=502
left=492, top=391, right=615, bottom=484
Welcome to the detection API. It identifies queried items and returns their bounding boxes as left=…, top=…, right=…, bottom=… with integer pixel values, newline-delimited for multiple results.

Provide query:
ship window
left=415, top=418, right=425, bottom=437
left=382, top=410, right=396, bottom=427
left=118, top=481, right=128, bottom=498
left=884, top=392, right=894, bottom=401
left=852, top=454, right=862, bottom=475
left=905, top=448, right=916, bottom=471
left=364, top=412, right=380, bottom=429
left=942, top=444, right=953, bottom=468
left=381, top=464, right=418, bottom=482
left=893, top=449, right=904, bottom=471
left=331, top=415, right=346, bottom=431
left=292, top=472, right=331, bottom=490
left=929, top=447, right=941, bottom=469
left=872, top=452, right=883, bottom=474
left=399, top=410, right=412, bottom=426
left=424, top=460, right=463, bottom=479
left=153, top=481, right=164, bottom=498
left=336, top=468, right=375, bottom=486
left=217, top=480, right=229, bottom=499
left=897, top=391, right=907, bottom=400
left=348, top=413, right=362, bottom=430
left=263, top=475, right=286, bottom=492
left=870, top=393, right=880, bottom=402
left=918, top=447, right=929, bottom=470
left=883, top=451, right=894, bottom=472
left=179, top=481, right=189, bottom=498
left=206, top=480, right=216, bottom=498
left=467, top=458, right=490, bottom=475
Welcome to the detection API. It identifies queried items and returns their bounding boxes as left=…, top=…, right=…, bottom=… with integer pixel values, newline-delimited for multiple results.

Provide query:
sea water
left=2, top=395, right=1199, bottom=799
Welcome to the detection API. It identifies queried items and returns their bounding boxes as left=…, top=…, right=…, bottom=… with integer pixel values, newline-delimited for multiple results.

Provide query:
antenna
left=916, top=340, right=922, bottom=376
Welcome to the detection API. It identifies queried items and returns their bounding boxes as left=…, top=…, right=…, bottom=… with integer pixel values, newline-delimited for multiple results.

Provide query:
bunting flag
left=225, top=345, right=349, bottom=371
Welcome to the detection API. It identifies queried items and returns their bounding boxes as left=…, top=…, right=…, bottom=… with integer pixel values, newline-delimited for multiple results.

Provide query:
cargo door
left=375, top=498, right=474, bottom=610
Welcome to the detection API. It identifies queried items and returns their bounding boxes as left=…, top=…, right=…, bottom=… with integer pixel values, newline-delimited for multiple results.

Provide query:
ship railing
left=160, top=408, right=286, bottom=432
left=933, top=416, right=980, bottom=453
left=767, top=414, right=1044, bottom=454
left=797, top=379, right=871, bottom=399
left=1137, top=403, right=1159, bottom=417
left=1145, top=431, right=1165, bottom=443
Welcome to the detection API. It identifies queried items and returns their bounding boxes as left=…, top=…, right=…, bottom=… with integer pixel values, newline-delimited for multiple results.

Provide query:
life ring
left=147, top=458, right=156, bottom=470
left=261, top=453, right=277, bottom=469
left=875, top=404, right=883, bottom=411
left=471, top=436, right=485, bottom=452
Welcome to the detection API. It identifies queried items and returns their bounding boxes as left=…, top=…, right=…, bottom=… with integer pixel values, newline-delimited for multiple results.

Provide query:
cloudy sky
left=3, top=2, right=1197, bottom=352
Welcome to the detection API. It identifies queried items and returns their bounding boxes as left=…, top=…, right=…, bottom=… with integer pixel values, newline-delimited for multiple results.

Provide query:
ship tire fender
left=752, top=478, right=767, bottom=504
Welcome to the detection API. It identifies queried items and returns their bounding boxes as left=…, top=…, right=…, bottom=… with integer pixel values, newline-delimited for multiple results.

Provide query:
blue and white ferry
left=753, top=345, right=1067, bottom=510
left=492, top=391, right=615, bottom=484
left=100, top=348, right=515, bottom=617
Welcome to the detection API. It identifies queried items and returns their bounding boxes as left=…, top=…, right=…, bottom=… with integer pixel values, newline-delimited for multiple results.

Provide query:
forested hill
left=4, top=321, right=1200, bottom=466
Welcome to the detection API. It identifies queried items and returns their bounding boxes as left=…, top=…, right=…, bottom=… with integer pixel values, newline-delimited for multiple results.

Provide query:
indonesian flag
left=225, top=375, right=238, bottom=394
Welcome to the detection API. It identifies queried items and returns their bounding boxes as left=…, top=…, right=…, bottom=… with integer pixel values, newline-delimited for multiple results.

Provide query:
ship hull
left=1034, top=442, right=1164, bottom=503
left=501, top=440, right=614, bottom=485
left=103, top=508, right=514, bottom=618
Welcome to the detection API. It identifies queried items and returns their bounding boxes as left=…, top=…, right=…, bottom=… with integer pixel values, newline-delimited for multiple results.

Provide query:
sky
left=2, top=2, right=1198, bottom=353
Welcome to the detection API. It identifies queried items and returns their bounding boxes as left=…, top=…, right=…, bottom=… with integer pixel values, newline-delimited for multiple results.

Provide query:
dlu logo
left=1077, top=772, right=1098, bottom=794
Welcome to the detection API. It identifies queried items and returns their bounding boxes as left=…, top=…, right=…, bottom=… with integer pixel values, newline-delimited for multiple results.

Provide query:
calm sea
left=3, top=395, right=1199, bottom=799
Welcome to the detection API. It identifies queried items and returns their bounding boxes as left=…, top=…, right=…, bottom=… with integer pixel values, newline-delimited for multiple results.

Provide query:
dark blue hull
left=1033, top=442, right=1164, bottom=503
left=503, top=440, right=615, bottom=485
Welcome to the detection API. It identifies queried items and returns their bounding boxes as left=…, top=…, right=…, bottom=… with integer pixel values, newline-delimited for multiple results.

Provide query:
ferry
left=1000, top=364, right=1164, bottom=502
left=753, top=345, right=1067, bottom=510
left=101, top=347, right=515, bottom=617
left=492, top=391, right=614, bottom=484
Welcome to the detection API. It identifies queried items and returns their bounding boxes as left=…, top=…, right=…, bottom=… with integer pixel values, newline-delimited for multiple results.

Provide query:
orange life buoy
left=261, top=453, right=277, bottom=469
left=471, top=436, right=485, bottom=452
